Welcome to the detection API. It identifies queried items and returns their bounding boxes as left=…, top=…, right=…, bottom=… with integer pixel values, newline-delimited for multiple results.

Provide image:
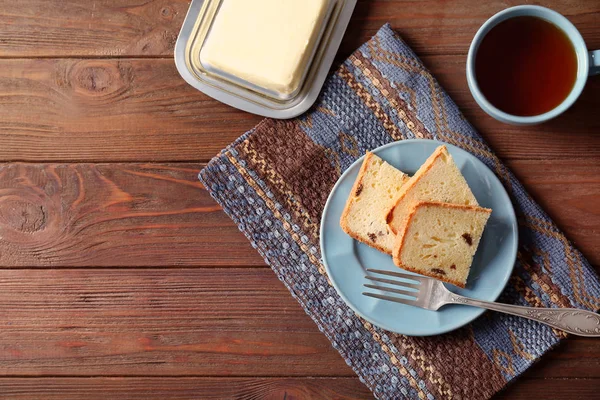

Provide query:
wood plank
left=0, top=163, right=265, bottom=267
left=351, top=1, right=600, bottom=56
left=1, top=160, right=598, bottom=268
left=0, top=378, right=598, bottom=400
left=0, top=59, right=262, bottom=163
left=0, top=57, right=597, bottom=163
left=0, top=269, right=353, bottom=377
left=1, top=1, right=598, bottom=58
left=0, top=377, right=373, bottom=400
left=495, top=378, right=600, bottom=399
left=0, top=0, right=191, bottom=58
left=0, top=268, right=598, bottom=379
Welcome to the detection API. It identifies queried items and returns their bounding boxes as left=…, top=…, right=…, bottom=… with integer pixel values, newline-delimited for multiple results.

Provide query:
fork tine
left=364, top=283, right=418, bottom=299
left=364, top=275, right=421, bottom=290
left=366, top=268, right=424, bottom=283
left=363, top=292, right=418, bottom=306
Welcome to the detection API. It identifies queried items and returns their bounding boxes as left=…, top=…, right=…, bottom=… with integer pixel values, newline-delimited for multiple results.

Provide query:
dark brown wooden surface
left=0, top=0, right=598, bottom=398
left=0, top=378, right=598, bottom=400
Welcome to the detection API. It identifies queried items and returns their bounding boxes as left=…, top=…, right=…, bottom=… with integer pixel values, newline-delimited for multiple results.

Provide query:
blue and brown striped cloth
left=199, top=24, right=600, bottom=399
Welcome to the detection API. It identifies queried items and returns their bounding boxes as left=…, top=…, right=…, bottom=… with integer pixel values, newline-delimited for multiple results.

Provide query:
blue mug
left=467, top=5, right=599, bottom=125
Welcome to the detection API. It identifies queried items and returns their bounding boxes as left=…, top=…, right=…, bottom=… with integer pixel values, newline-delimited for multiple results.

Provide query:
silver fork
left=363, top=268, right=600, bottom=337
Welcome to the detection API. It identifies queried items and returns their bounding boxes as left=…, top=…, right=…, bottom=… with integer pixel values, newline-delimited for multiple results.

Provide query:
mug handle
left=590, top=50, right=600, bottom=76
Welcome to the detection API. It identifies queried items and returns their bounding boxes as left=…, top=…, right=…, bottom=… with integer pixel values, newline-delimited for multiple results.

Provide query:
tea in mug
left=475, top=16, right=578, bottom=117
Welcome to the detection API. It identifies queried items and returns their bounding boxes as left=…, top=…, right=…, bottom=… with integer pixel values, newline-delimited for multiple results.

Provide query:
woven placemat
left=199, top=24, right=600, bottom=399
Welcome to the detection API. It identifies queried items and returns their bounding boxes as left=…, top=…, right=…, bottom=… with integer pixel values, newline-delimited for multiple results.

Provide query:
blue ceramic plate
left=320, top=139, right=518, bottom=336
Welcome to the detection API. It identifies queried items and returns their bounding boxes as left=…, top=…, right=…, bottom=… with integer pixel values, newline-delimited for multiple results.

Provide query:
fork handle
left=448, top=295, right=600, bottom=337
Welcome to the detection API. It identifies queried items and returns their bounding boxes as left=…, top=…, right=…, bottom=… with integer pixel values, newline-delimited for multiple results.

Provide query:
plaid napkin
left=199, top=24, right=600, bottom=399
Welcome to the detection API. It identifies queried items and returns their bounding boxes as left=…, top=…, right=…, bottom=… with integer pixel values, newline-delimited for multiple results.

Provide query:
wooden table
left=0, top=1, right=598, bottom=398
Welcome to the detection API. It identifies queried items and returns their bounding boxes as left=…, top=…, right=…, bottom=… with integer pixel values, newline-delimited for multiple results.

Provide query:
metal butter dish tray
left=175, top=0, right=357, bottom=119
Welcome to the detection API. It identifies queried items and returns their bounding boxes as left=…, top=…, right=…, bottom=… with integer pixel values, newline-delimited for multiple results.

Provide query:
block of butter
left=200, top=0, right=331, bottom=98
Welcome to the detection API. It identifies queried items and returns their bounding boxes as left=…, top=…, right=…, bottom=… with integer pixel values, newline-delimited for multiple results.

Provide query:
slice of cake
left=340, top=152, right=409, bottom=254
left=392, top=201, right=492, bottom=288
left=386, top=145, right=478, bottom=235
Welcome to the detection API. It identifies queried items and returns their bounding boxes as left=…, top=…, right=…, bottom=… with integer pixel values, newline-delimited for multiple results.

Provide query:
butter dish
left=175, top=0, right=357, bottom=119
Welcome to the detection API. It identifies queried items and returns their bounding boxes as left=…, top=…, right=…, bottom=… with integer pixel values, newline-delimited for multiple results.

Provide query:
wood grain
left=0, top=269, right=353, bottom=377
left=1, top=1, right=598, bottom=58
left=0, top=59, right=261, bottom=163
left=0, top=163, right=264, bottom=267
left=0, top=0, right=190, bottom=58
left=0, top=56, right=597, bottom=163
left=0, top=268, right=598, bottom=379
left=1, top=161, right=598, bottom=267
left=0, top=377, right=373, bottom=400
left=0, top=378, right=597, bottom=400
left=341, top=1, right=600, bottom=59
